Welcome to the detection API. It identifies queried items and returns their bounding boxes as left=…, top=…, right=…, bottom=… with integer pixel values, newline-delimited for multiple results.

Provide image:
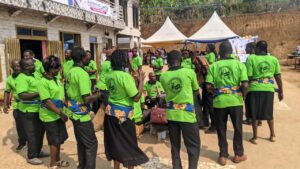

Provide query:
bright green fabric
left=144, top=81, right=164, bottom=98
left=132, top=96, right=145, bottom=123
left=66, top=66, right=91, bottom=122
left=84, top=60, right=97, bottom=79
left=181, top=58, right=195, bottom=69
left=63, top=60, right=74, bottom=77
left=38, top=77, right=64, bottom=122
left=96, top=60, right=111, bottom=90
left=131, top=56, right=142, bottom=71
left=106, top=70, right=138, bottom=107
left=34, top=59, right=44, bottom=79
left=205, top=52, right=216, bottom=64
left=153, top=57, right=164, bottom=75
left=15, top=73, right=40, bottom=113
left=206, top=59, right=248, bottom=108
left=246, top=55, right=280, bottom=92
left=230, top=54, right=239, bottom=60
left=160, top=68, right=199, bottom=123
left=5, top=75, right=19, bottom=109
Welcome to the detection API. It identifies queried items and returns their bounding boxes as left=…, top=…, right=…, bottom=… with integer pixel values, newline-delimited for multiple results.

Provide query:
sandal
left=249, top=138, right=258, bottom=144
left=56, top=160, right=70, bottom=167
left=48, top=166, right=58, bottom=169
left=269, top=136, right=276, bottom=142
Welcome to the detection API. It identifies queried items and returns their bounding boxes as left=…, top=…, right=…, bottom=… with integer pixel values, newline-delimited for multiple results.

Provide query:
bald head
left=246, top=42, right=256, bottom=54
left=10, top=59, right=21, bottom=73
left=20, top=58, right=35, bottom=74
left=255, top=40, right=268, bottom=55
left=219, top=41, right=233, bottom=59
left=65, top=49, right=72, bottom=60
left=148, top=72, right=156, bottom=82
left=167, top=50, right=181, bottom=67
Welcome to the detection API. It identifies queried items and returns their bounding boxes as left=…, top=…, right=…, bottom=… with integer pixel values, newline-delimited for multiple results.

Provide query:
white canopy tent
left=188, top=11, right=238, bottom=43
left=143, top=17, right=187, bottom=45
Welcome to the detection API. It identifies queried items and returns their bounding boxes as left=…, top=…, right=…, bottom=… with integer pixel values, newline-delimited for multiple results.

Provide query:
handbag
left=150, top=107, right=167, bottom=125
left=92, top=104, right=105, bottom=132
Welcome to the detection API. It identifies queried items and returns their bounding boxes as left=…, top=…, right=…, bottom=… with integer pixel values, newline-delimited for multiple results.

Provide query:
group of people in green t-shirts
left=2, top=39, right=283, bottom=169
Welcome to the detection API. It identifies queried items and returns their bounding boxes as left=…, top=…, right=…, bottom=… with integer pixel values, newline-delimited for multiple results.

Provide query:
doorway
left=20, top=39, right=43, bottom=61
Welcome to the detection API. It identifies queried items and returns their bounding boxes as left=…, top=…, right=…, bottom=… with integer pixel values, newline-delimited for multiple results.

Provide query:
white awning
left=188, top=11, right=238, bottom=43
left=143, top=17, right=187, bottom=44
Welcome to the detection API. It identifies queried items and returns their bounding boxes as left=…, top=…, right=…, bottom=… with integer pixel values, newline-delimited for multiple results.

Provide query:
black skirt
left=246, top=91, right=274, bottom=120
left=43, top=119, right=68, bottom=146
left=104, top=115, right=149, bottom=167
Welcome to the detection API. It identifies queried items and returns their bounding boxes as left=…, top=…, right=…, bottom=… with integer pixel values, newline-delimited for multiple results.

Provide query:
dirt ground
left=1, top=65, right=300, bottom=169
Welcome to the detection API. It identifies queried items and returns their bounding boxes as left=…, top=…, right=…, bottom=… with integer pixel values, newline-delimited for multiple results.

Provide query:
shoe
left=16, top=144, right=26, bottom=151
left=242, top=119, right=252, bottom=125
left=232, top=155, right=247, bottom=163
left=249, top=138, right=258, bottom=144
left=39, top=151, right=50, bottom=158
left=218, top=156, right=227, bottom=166
left=27, top=158, right=43, bottom=165
left=205, top=127, right=216, bottom=134
left=269, top=136, right=276, bottom=142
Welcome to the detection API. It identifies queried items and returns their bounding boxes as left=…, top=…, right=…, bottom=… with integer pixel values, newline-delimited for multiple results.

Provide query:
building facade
left=0, top=0, right=140, bottom=83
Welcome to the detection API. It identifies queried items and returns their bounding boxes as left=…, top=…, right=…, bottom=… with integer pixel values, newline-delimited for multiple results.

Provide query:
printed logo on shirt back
left=258, top=61, right=270, bottom=74
left=107, top=78, right=116, bottom=94
left=219, top=66, right=232, bottom=79
left=168, top=77, right=182, bottom=93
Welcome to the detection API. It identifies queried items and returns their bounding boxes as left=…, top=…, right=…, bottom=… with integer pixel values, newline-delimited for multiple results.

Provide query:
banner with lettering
left=53, top=0, right=111, bottom=17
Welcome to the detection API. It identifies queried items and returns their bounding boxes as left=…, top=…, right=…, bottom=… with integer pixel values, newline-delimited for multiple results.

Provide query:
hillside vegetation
left=140, top=0, right=300, bottom=59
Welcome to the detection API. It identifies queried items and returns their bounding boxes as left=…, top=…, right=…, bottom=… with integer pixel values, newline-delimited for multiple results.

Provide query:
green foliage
left=140, top=0, right=300, bottom=24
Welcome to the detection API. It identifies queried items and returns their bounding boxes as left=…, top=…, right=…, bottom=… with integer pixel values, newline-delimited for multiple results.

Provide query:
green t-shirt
left=38, top=77, right=65, bottom=122
left=66, top=66, right=91, bottom=122
left=131, top=56, right=142, bottom=71
left=84, top=60, right=97, bottom=79
left=106, top=70, right=138, bottom=107
left=230, top=54, right=239, bottom=60
left=34, top=59, right=45, bottom=80
left=205, top=52, right=216, bottom=64
left=160, top=68, right=199, bottom=123
left=96, top=60, right=111, bottom=90
left=206, top=59, right=248, bottom=108
left=246, top=55, right=280, bottom=92
left=133, top=96, right=145, bottom=123
left=15, top=73, right=40, bottom=113
left=63, top=60, right=74, bottom=78
left=153, top=57, right=164, bottom=75
left=181, top=58, right=195, bottom=69
left=144, top=81, right=164, bottom=98
left=5, top=75, right=19, bottom=109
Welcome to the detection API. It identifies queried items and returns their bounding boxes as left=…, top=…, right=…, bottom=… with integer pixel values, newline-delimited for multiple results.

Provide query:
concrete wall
left=0, top=6, right=117, bottom=83
left=118, top=0, right=141, bottom=37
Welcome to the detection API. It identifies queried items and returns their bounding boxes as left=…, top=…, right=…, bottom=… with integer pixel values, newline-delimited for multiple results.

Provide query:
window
left=103, top=38, right=112, bottom=49
left=119, top=0, right=128, bottom=25
left=60, top=32, right=81, bottom=51
left=16, top=26, right=47, bottom=40
left=133, top=5, right=139, bottom=29
left=89, top=36, right=97, bottom=43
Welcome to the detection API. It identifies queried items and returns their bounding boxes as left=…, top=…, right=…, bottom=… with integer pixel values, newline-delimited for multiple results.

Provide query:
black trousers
left=20, top=112, right=45, bottom=159
left=72, top=120, right=98, bottom=169
left=91, top=79, right=97, bottom=91
left=193, top=93, right=204, bottom=127
left=202, top=87, right=215, bottom=128
left=13, top=109, right=27, bottom=146
left=214, top=106, right=244, bottom=157
left=245, top=94, right=251, bottom=120
left=168, top=121, right=200, bottom=169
